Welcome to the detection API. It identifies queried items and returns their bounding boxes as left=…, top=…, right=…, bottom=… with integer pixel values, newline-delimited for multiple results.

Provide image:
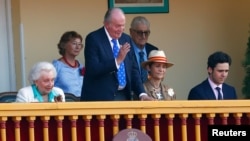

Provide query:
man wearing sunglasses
left=129, top=16, right=158, bottom=83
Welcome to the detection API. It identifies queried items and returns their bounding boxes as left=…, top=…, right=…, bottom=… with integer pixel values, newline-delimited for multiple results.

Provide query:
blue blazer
left=80, top=27, right=145, bottom=101
left=188, top=79, right=237, bottom=100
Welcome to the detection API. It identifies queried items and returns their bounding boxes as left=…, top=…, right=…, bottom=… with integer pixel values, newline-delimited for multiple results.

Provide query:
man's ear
left=207, top=67, right=212, bottom=75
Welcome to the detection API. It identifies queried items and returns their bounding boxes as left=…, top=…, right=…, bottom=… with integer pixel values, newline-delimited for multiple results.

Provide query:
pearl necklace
left=62, top=56, right=78, bottom=68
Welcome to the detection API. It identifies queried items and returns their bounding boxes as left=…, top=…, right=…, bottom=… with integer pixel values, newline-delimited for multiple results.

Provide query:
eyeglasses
left=132, top=29, right=150, bottom=37
left=71, top=42, right=83, bottom=48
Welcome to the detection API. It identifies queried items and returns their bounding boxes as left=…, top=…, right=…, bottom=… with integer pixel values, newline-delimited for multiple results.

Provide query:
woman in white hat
left=141, top=50, right=176, bottom=100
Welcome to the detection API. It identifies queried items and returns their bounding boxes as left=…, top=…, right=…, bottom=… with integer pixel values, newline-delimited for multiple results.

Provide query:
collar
left=104, top=27, right=113, bottom=44
left=132, top=40, right=146, bottom=55
left=31, top=84, right=55, bottom=102
left=208, top=77, right=222, bottom=89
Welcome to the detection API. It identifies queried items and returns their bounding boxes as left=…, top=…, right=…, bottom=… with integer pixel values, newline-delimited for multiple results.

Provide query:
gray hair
left=130, top=16, right=150, bottom=29
left=104, top=7, right=124, bottom=23
left=28, top=62, right=57, bottom=84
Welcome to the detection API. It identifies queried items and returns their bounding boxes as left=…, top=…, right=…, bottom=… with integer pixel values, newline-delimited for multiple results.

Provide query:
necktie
left=215, top=87, right=222, bottom=100
left=139, top=51, right=148, bottom=83
left=111, top=39, right=126, bottom=87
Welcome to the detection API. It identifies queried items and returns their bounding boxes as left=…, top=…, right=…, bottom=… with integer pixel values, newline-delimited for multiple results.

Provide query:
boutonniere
left=167, top=88, right=174, bottom=97
left=80, top=67, right=85, bottom=76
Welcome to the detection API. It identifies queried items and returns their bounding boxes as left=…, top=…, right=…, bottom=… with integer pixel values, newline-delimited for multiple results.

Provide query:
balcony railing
left=0, top=100, right=250, bottom=141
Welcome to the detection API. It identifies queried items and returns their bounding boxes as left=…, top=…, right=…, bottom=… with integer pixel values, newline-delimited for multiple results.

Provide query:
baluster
left=193, top=113, right=202, bottom=141
left=206, top=113, right=215, bottom=125
left=97, top=115, right=106, bottom=141
left=165, top=114, right=174, bottom=141
left=138, top=114, right=147, bottom=133
left=220, top=113, right=229, bottom=125
left=152, top=114, right=161, bottom=141
left=124, top=114, right=133, bottom=129
left=55, top=116, right=64, bottom=141
left=83, top=115, right=92, bottom=141
left=180, top=114, right=188, bottom=141
left=27, top=116, right=36, bottom=141
left=69, top=115, right=78, bottom=141
left=41, top=116, right=50, bottom=141
left=0, top=117, right=7, bottom=141
left=247, top=113, right=250, bottom=125
left=13, top=116, right=21, bottom=141
left=111, top=115, right=120, bottom=136
left=233, top=113, right=242, bottom=125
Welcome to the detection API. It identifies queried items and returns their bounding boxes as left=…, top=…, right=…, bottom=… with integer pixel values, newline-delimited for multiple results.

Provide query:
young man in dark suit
left=188, top=51, right=237, bottom=100
left=80, top=8, right=153, bottom=101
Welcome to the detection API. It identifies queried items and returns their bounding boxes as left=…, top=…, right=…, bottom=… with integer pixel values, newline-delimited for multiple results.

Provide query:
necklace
left=149, top=80, right=163, bottom=100
left=62, top=56, right=77, bottom=68
left=149, top=80, right=161, bottom=89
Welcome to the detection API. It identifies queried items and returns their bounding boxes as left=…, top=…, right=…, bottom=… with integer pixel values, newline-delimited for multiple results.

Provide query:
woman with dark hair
left=52, top=31, right=84, bottom=97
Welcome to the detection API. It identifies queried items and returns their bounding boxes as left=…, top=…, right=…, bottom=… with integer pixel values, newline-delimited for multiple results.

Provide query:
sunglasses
left=132, top=29, right=150, bottom=37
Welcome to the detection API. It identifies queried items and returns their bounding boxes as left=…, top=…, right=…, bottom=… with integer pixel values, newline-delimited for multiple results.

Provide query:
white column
left=0, top=0, right=16, bottom=92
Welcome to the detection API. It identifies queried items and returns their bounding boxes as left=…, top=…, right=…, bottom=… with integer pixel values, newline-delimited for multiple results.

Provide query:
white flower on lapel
left=167, top=88, right=174, bottom=96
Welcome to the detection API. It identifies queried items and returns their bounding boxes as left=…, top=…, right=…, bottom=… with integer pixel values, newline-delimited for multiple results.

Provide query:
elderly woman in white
left=16, top=62, right=65, bottom=102
left=141, top=50, right=176, bottom=100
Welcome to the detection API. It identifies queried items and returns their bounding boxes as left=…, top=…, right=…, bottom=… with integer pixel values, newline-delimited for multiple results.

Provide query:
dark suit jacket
left=188, top=79, right=237, bottom=100
left=131, top=43, right=158, bottom=100
left=132, top=42, right=158, bottom=69
left=144, top=43, right=158, bottom=56
left=80, top=27, right=145, bottom=101
left=132, top=42, right=158, bottom=79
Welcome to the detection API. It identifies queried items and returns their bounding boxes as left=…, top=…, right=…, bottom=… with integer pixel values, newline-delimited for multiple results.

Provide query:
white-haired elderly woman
left=141, top=50, right=176, bottom=100
left=16, top=62, right=65, bottom=102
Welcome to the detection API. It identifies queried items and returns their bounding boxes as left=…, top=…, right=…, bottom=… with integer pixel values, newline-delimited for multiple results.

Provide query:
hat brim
left=141, top=60, right=174, bottom=69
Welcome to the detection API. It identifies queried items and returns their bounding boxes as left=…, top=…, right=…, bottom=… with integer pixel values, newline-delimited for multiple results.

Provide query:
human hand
left=140, top=95, right=155, bottom=101
left=54, top=95, right=63, bottom=102
left=117, top=42, right=130, bottom=64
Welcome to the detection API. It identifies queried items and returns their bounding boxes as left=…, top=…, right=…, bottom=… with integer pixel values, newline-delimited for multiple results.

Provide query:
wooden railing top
left=0, top=100, right=250, bottom=116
